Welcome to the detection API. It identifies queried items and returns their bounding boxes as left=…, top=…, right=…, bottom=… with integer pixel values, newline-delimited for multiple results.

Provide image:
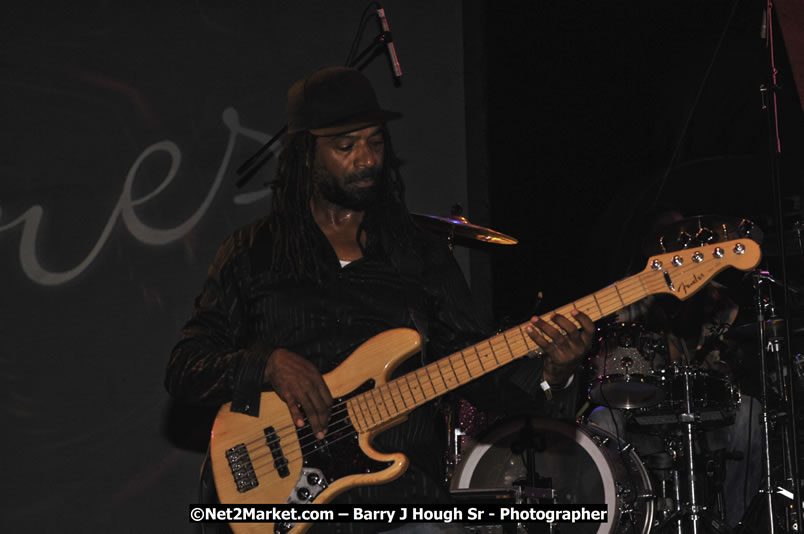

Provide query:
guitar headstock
left=641, top=238, right=762, bottom=300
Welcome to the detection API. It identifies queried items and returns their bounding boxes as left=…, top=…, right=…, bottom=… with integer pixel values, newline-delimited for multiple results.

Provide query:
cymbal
left=727, top=317, right=804, bottom=341
left=411, top=213, right=518, bottom=245
left=642, top=214, right=763, bottom=256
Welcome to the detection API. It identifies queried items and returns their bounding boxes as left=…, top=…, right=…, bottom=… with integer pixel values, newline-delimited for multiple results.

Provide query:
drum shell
left=629, top=366, right=740, bottom=429
left=661, top=366, right=740, bottom=410
left=588, top=323, right=669, bottom=409
left=451, top=418, right=654, bottom=534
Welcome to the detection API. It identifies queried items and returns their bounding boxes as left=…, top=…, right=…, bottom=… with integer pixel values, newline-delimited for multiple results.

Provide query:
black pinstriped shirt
left=166, top=216, right=571, bottom=533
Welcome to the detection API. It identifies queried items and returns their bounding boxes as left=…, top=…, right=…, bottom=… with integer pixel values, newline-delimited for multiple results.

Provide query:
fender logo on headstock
left=677, top=271, right=705, bottom=295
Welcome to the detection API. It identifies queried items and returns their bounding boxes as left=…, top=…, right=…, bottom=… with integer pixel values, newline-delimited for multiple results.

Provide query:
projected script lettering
left=0, top=108, right=272, bottom=286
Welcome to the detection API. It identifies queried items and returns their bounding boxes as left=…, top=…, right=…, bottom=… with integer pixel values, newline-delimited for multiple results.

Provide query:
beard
left=313, top=166, right=381, bottom=211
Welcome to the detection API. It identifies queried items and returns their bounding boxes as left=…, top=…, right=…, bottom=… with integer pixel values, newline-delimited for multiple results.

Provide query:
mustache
left=344, top=168, right=379, bottom=184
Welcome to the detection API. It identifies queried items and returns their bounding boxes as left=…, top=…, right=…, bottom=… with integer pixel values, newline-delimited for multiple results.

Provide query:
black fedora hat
left=287, top=67, right=401, bottom=136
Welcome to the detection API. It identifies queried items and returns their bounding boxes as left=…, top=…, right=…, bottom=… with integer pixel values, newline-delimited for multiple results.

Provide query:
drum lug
left=619, top=506, right=637, bottom=522
left=617, top=484, right=654, bottom=527
left=616, top=481, right=633, bottom=500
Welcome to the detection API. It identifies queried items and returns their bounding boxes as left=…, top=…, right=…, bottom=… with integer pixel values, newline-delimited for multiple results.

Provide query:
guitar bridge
left=225, top=444, right=259, bottom=493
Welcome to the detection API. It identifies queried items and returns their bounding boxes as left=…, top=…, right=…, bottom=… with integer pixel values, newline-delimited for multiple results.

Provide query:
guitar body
left=210, top=328, right=423, bottom=534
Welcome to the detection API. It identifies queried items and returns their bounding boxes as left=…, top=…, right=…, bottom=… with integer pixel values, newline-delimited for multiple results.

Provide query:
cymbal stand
left=760, top=0, right=803, bottom=527
left=753, top=271, right=778, bottom=533
left=752, top=271, right=802, bottom=532
left=654, top=367, right=730, bottom=533
left=672, top=441, right=684, bottom=534
left=683, top=368, right=703, bottom=534
left=661, top=435, right=684, bottom=534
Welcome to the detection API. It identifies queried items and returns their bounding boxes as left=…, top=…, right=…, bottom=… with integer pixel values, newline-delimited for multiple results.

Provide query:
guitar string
left=245, top=329, right=546, bottom=475
left=231, top=326, right=547, bottom=457
left=228, top=253, right=750, bottom=482
left=244, top=246, right=739, bottom=459
left=228, top=265, right=684, bottom=476
left=238, top=271, right=663, bottom=478
left=230, top=259, right=711, bottom=464
left=245, top=364, right=482, bottom=475
left=244, top=321, right=548, bottom=468
left=244, top=270, right=707, bottom=483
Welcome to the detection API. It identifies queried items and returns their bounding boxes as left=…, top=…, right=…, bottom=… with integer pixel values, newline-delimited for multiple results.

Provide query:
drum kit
left=417, top=212, right=803, bottom=534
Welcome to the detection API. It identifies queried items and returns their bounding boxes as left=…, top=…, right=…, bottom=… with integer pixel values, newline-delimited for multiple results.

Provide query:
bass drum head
left=451, top=418, right=653, bottom=534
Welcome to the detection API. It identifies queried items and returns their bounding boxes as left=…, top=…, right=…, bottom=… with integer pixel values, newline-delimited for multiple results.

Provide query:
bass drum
left=451, top=418, right=653, bottom=534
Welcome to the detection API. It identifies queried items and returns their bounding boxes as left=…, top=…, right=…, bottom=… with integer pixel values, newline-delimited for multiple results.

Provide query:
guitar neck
left=346, top=270, right=656, bottom=433
left=346, top=233, right=765, bottom=432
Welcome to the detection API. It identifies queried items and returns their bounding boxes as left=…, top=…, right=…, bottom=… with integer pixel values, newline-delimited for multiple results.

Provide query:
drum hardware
left=667, top=440, right=683, bottom=534
left=652, top=475, right=680, bottom=532
left=749, top=269, right=802, bottom=533
left=759, top=0, right=804, bottom=517
left=629, top=366, right=739, bottom=431
left=451, top=418, right=655, bottom=533
left=451, top=487, right=558, bottom=534
left=451, top=486, right=557, bottom=503
left=642, top=438, right=731, bottom=533
left=698, top=450, right=731, bottom=527
left=451, top=421, right=558, bottom=534
left=588, top=321, right=739, bottom=532
left=728, top=313, right=804, bottom=401
left=648, top=366, right=733, bottom=534
left=588, top=323, right=669, bottom=410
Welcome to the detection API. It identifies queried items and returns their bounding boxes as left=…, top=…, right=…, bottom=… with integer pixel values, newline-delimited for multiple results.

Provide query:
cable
left=344, top=2, right=382, bottom=67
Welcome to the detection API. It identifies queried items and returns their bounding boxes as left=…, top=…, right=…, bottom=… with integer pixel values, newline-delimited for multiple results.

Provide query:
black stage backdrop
left=0, top=2, right=470, bottom=532
left=2, top=1, right=803, bottom=533
left=482, top=0, right=804, bottom=319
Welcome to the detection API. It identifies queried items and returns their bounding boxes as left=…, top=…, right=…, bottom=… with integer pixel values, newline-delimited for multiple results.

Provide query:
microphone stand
left=235, top=30, right=396, bottom=188
left=763, top=0, right=802, bottom=529
left=753, top=272, right=779, bottom=534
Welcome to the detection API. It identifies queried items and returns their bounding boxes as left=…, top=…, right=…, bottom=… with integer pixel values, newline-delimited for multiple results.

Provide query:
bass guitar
left=210, top=239, right=761, bottom=533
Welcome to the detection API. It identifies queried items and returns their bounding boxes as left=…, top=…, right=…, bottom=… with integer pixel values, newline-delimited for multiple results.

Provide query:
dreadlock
left=268, top=128, right=417, bottom=283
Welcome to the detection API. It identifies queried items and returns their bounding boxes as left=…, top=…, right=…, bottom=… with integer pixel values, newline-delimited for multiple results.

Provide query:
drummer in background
left=588, top=209, right=762, bottom=530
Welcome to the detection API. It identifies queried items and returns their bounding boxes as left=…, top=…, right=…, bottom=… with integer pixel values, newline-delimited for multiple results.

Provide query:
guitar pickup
left=265, top=426, right=290, bottom=478
left=226, top=444, right=259, bottom=492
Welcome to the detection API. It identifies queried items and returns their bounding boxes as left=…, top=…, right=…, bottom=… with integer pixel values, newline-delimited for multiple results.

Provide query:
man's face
left=312, top=125, right=385, bottom=211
